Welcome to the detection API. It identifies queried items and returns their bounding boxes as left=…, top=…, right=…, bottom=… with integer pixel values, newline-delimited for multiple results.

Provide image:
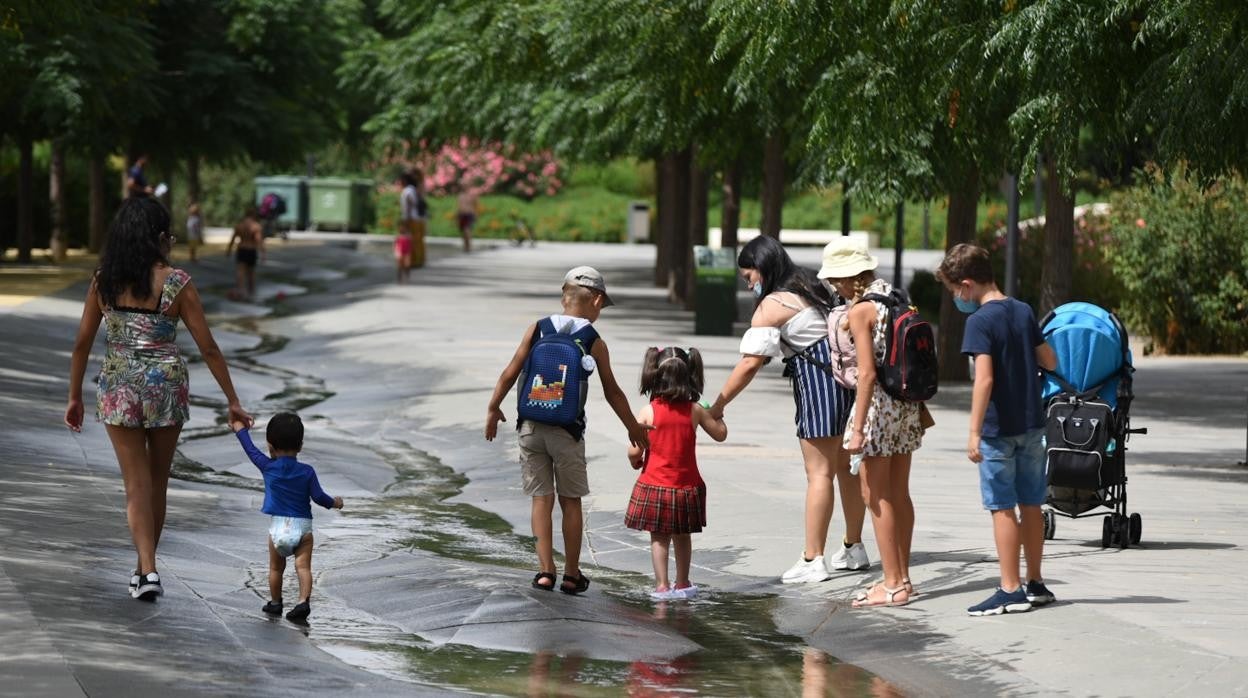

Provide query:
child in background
left=231, top=412, right=343, bottom=622
left=626, top=347, right=727, bottom=599
left=185, top=202, right=203, bottom=263
left=394, top=223, right=413, bottom=284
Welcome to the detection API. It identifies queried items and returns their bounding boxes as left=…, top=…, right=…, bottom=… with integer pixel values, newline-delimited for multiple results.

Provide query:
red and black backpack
left=862, top=288, right=938, bottom=402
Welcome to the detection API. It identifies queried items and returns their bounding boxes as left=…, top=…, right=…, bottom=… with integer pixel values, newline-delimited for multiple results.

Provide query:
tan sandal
left=851, top=583, right=909, bottom=608
left=903, top=577, right=919, bottom=598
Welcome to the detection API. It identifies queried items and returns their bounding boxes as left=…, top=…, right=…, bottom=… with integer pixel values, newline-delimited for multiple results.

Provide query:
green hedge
left=1106, top=166, right=1248, bottom=355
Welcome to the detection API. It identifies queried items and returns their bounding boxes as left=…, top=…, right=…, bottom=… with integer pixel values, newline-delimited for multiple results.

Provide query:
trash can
left=693, top=245, right=738, bottom=335
left=627, top=201, right=651, bottom=243
left=254, top=176, right=308, bottom=230
left=307, top=177, right=372, bottom=232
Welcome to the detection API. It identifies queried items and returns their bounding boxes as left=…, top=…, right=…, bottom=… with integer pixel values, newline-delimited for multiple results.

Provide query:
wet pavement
left=1, top=236, right=1246, bottom=696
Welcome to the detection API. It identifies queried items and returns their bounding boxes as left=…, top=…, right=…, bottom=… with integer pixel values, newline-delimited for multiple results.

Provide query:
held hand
left=627, top=422, right=656, bottom=450
left=333, top=496, right=344, bottom=510
left=485, top=407, right=506, bottom=441
left=708, top=402, right=725, bottom=421
left=628, top=450, right=645, bottom=470
left=845, top=429, right=865, bottom=455
left=227, top=403, right=253, bottom=431
left=64, top=399, right=84, bottom=432
left=967, top=434, right=983, bottom=463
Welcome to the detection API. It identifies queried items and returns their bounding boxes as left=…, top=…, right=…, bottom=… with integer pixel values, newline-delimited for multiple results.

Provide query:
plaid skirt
left=624, top=482, right=707, bottom=534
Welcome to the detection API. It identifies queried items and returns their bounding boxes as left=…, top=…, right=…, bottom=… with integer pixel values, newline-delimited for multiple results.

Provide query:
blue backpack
left=518, top=317, right=599, bottom=427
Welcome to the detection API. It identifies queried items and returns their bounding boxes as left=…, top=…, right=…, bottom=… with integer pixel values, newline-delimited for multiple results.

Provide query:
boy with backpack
left=936, top=243, right=1059, bottom=616
left=485, top=266, right=652, bottom=594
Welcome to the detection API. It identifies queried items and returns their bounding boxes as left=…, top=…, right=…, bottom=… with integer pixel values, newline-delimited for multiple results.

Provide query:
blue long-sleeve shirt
left=235, top=428, right=335, bottom=518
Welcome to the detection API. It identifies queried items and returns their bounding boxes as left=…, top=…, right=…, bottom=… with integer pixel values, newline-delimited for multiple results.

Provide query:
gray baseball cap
left=563, top=266, right=614, bottom=306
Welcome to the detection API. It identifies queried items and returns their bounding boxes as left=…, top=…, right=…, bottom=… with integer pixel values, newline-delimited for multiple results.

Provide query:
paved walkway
left=1, top=238, right=1245, bottom=696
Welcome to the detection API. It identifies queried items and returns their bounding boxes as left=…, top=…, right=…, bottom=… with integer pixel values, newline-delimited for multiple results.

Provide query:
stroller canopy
left=1041, top=302, right=1132, bottom=407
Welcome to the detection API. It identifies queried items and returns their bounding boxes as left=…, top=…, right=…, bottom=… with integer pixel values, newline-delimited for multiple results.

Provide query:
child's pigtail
left=686, top=347, right=705, bottom=400
left=640, top=346, right=661, bottom=396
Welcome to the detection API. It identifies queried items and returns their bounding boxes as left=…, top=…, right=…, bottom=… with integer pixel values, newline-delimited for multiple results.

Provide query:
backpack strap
left=779, top=336, right=832, bottom=371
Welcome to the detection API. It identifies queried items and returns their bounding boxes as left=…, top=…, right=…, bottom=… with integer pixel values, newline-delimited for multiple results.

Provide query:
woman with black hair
left=707, top=236, right=868, bottom=584
left=66, top=196, right=252, bottom=601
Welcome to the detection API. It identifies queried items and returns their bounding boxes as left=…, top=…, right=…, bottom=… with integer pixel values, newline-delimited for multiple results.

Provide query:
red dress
left=624, top=398, right=707, bottom=534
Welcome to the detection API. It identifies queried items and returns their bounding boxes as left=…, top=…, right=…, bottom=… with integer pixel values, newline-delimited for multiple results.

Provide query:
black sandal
left=532, top=571, right=557, bottom=591
left=560, top=572, right=590, bottom=595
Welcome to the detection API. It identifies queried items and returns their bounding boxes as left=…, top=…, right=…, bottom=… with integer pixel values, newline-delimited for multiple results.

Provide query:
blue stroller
left=1040, top=302, right=1148, bottom=548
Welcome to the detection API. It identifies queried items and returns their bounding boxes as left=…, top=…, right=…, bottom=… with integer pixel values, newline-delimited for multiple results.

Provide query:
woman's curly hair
left=96, top=197, right=171, bottom=308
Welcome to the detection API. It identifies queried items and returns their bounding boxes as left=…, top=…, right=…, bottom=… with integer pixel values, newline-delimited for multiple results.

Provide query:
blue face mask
left=751, top=282, right=763, bottom=299
left=954, top=294, right=980, bottom=314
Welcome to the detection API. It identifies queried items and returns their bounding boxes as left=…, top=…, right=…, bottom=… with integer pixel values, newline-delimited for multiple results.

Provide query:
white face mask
left=751, top=281, right=763, bottom=298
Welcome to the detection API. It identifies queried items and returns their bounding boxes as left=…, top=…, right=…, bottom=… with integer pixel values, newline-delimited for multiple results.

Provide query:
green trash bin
left=307, top=177, right=372, bottom=231
left=694, top=245, right=738, bottom=336
left=254, top=176, right=308, bottom=230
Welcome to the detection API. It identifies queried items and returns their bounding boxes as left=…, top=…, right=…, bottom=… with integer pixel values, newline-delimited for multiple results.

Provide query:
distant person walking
left=185, top=202, right=203, bottom=263
left=227, top=207, right=264, bottom=301
left=398, top=169, right=427, bottom=268
left=707, top=236, right=868, bottom=585
left=126, top=155, right=153, bottom=197
left=457, top=186, right=479, bottom=253
left=66, top=196, right=252, bottom=601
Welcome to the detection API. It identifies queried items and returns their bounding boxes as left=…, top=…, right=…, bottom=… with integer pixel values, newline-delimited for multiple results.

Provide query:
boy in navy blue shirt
left=231, top=412, right=342, bottom=622
left=937, top=244, right=1058, bottom=617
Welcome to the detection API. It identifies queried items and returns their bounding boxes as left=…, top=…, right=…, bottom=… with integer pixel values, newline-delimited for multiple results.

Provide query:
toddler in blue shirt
left=231, top=412, right=342, bottom=622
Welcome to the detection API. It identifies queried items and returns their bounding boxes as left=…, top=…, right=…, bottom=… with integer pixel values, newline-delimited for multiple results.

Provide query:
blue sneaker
left=967, top=587, right=1032, bottom=616
left=1025, top=580, right=1056, bottom=606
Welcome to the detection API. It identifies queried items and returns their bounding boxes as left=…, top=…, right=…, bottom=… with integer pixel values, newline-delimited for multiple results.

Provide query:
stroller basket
left=1040, top=302, right=1145, bottom=548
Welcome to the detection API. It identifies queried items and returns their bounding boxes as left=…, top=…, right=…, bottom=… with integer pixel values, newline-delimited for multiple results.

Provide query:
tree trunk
left=721, top=159, right=741, bottom=249
left=17, top=135, right=34, bottom=263
left=655, top=157, right=669, bottom=287
left=659, top=148, right=692, bottom=305
left=186, top=156, right=201, bottom=205
left=760, top=131, right=785, bottom=238
left=88, top=152, right=108, bottom=253
left=49, top=139, right=68, bottom=262
left=685, top=152, right=709, bottom=308
left=937, top=167, right=979, bottom=383
left=1039, top=154, right=1074, bottom=316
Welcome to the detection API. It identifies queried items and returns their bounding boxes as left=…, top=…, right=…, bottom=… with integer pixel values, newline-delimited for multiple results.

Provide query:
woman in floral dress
left=818, top=238, right=924, bottom=608
left=66, top=197, right=252, bottom=600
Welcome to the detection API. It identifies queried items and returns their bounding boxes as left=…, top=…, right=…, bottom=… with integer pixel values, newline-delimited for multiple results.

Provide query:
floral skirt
left=624, top=482, right=707, bottom=534
left=844, top=384, right=923, bottom=457
left=96, top=357, right=190, bottom=428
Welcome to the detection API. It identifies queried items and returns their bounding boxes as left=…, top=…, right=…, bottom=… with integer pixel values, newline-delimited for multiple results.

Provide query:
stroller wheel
left=1115, top=514, right=1130, bottom=549
left=1043, top=510, right=1056, bottom=540
left=1129, top=513, right=1142, bottom=545
left=1101, top=516, right=1113, bottom=548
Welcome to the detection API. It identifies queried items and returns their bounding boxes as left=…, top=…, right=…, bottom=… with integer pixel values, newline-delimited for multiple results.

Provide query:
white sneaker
left=827, top=542, right=870, bottom=571
left=781, top=555, right=830, bottom=584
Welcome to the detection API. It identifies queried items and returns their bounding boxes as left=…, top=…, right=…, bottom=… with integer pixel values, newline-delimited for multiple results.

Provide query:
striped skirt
left=624, top=482, right=707, bottom=534
left=787, top=337, right=854, bottom=439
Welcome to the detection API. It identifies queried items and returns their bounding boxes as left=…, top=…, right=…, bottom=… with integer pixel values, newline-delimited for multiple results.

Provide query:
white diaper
left=269, top=516, right=313, bottom=557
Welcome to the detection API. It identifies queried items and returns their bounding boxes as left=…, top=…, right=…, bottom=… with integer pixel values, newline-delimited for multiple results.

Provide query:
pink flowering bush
left=373, top=137, right=564, bottom=198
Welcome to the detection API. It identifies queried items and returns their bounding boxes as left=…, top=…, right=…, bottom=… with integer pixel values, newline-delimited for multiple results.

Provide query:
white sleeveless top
left=739, top=295, right=828, bottom=358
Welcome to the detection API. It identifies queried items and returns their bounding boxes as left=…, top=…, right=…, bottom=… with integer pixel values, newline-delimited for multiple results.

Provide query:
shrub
left=975, top=203, right=1124, bottom=314
left=1106, top=165, right=1248, bottom=354
left=374, top=138, right=564, bottom=199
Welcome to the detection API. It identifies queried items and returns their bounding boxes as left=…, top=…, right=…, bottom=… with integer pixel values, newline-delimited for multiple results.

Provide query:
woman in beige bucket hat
left=818, top=237, right=924, bottom=608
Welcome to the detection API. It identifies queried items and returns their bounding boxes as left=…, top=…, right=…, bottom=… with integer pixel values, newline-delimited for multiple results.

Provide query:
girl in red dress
left=625, top=347, right=728, bottom=599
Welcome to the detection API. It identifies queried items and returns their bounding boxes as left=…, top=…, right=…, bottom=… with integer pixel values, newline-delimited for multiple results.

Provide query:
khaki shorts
left=519, top=421, right=589, bottom=497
